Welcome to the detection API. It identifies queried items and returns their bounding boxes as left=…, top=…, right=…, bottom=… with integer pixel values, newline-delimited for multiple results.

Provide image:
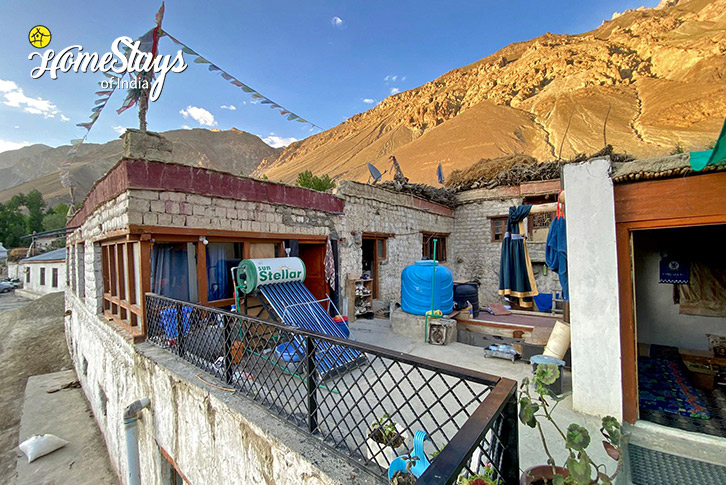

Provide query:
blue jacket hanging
left=545, top=210, right=568, bottom=300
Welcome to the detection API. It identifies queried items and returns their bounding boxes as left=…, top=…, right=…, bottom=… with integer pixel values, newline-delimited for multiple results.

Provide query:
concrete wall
left=563, top=158, right=623, bottom=419
left=65, top=292, right=368, bottom=485
left=634, top=229, right=726, bottom=351
left=334, top=181, right=455, bottom=304
left=19, top=260, right=66, bottom=297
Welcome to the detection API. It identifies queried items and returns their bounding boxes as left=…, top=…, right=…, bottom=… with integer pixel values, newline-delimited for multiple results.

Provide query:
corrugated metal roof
left=22, top=248, right=66, bottom=262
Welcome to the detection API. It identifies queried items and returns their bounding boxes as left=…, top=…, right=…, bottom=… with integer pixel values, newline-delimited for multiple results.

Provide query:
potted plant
left=389, top=455, right=418, bottom=485
left=519, top=364, right=624, bottom=484
left=458, top=465, right=497, bottom=485
left=366, top=413, right=409, bottom=469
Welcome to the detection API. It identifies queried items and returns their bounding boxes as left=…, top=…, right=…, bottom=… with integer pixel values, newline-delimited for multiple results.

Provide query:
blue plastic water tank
left=401, top=260, right=454, bottom=315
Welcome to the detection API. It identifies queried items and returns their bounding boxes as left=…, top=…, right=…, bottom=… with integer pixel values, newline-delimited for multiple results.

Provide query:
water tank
left=401, top=260, right=454, bottom=315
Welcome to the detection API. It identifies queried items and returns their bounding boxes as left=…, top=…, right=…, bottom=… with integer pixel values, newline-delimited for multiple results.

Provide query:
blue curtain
left=206, top=244, right=230, bottom=301
left=151, top=244, right=190, bottom=301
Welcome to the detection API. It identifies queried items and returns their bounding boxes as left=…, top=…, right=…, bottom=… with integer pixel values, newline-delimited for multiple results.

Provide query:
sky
left=0, top=0, right=659, bottom=154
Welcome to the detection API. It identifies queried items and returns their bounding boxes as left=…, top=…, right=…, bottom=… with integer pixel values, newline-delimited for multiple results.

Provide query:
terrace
left=143, top=293, right=520, bottom=483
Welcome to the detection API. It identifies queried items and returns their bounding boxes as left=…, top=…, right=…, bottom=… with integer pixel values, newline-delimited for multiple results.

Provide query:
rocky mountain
left=0, top=128, right=278, bottom=206
left=255, top=0, right=726, bottom=184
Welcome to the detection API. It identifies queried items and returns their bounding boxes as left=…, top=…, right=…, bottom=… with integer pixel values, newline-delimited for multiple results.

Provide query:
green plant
left=519, top=364, right=624, bottom=484
left=295, top=170, right=335, bottom=192
left=391, top=455, right=418, bottom=485
left=458, top=465, right=496, bottom=485
left=670, top=142, right=685, bottom=155
left=369, top=413, right=404, bottom=448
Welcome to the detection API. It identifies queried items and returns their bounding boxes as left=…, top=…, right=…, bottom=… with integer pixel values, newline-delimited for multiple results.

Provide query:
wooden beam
left=128, top=224, right=328, bottom=241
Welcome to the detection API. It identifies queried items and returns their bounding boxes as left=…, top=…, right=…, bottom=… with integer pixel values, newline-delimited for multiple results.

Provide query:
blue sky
left=0, top=0, right=658, bottom=153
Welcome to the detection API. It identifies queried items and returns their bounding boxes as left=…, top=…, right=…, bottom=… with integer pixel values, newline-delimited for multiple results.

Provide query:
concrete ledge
left=15, top=370, right=117, bottom=484
left=390, top=308, right=457, bottom=345
left=14, top=289, right=44, bottom=300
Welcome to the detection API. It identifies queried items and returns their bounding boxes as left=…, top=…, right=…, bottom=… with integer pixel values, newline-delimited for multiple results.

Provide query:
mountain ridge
left=255, top=0, right=726, bottom=184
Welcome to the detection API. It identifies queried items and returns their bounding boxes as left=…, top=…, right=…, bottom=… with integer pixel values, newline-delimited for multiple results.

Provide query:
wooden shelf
left=348, top=278, right=373, bottom=322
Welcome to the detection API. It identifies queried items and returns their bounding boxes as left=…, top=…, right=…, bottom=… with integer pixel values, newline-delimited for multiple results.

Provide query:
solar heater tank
left=236, top=257, right=306, bottom=294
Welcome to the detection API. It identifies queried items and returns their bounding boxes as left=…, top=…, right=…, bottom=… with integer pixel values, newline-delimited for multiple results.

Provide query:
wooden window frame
left=490, top=216, right=508, bottom=242
left=40, top=267, right=46, bottom=286
left=101, top=236, right=145, bottom=338
left=422, top=232, right=449, bottom=262
left=52, top=267, right=59, bottom=288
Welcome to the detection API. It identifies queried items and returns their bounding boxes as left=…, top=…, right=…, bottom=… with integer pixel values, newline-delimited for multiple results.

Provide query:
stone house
left=64, top=131, right=522, bottom=483
left=16, top=247, right=66, bottom=299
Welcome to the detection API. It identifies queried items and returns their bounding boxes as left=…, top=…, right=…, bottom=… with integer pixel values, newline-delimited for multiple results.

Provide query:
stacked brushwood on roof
left=446, top=145, right=633, bottom=192
left=377, top=181, right=457, bottom=208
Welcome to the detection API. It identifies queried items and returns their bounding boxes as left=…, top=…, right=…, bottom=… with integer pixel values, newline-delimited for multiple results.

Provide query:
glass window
left=491, top=216, right=508, bottom=242
left=52, top=268, right=58, bottom=288
left=422, top=233, right=447, bottom=262
left=40, top=267, right=46, bottom=285
left=151, top=243, right=192, bottom=301
left=206, top=242, right=242, bottom=301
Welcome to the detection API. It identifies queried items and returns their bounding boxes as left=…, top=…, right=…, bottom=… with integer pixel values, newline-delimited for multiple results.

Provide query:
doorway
left=362, top=236, right=386, bottom=299
left=632, top=225, right=726, bottom=437
left=298, top=243, right=327, bottom=301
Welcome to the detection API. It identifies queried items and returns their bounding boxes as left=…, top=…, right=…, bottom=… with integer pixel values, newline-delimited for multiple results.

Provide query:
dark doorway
left=362, top=237, right=386, bottom=299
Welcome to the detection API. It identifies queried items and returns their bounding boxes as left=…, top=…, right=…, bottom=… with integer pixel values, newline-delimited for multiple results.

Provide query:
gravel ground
left=0, top=292, right=71, bottom=484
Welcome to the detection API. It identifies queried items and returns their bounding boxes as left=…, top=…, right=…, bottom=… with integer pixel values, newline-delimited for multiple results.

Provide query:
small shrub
left=295, top=170, right=335, bottom=192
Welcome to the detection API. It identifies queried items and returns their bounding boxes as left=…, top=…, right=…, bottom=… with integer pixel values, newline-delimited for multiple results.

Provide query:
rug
left=638, top=356, right=711, bottom=420
left=629, top=444, right=726, bottom=485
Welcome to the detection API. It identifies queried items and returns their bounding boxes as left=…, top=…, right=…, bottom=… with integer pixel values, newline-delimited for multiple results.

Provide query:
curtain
left=206, top=243, right=230, bottom=301
left=151, top=244, right=190, bottom=301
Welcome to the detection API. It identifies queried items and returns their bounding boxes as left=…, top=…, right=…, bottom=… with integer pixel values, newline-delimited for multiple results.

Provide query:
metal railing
left=145, top=293, right=519, bottom=484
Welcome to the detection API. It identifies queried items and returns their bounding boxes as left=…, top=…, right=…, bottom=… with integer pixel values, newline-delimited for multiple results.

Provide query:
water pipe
left=123, top=397, right=151, bottom=485
left=425, top=239, right=437, bottom=342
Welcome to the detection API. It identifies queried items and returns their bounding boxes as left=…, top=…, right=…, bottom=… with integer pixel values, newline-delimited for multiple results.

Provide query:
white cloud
left=362, top=98, right=376, bottom=104
left=179, top=105, right=217, bottom=127
left=331, top=16, right=344, bottom=28
left=390, top=87, right=400, bottom=95
left=113, top=125, right=126, bottom=135
left=60, top=114, right=70, bottom=122
left=0, top=78, right=61, bottom=119
left=401, top=76, right=406, bottom=81
left=384, top=75, right=402, bottom=82
left=181, top=125, right=192, bottom=130
left=0, top=79, right=19, bottom=93
left=220, top=104, right=236, bottom=110
left=262, top=133, right=297, bottom=148
left=0, top=139, right=31, bottom=154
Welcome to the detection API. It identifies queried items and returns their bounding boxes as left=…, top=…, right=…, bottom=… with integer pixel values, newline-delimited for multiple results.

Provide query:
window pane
left=151, top=243, right=190, bottom=301
left=377, top=239, right=385, bottom=259
left=206, top=243, right=241, bottom=301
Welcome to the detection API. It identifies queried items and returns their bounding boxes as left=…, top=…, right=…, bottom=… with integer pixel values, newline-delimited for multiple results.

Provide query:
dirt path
left=0, top=292, right=71, bottom=483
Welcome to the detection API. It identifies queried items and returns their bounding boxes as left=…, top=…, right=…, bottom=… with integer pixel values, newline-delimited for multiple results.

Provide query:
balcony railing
left=145, top=293, right=519, bottom=484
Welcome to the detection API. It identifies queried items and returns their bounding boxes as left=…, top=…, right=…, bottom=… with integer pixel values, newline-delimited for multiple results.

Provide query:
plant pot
left=520, top=465, right=569, bottom=485
left=366, top=425, right=409, bottom=470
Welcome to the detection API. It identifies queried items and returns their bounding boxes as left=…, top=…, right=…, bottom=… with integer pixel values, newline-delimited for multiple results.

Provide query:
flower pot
left=366, top=425, right=409, bottom=470
left=520, top=465, right=569, bottom=485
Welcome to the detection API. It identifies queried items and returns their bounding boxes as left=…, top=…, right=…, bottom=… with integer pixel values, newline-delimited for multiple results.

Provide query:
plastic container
left=332, top=315, right=350, bottom=338
left=160, top=306, right=192, bottom=338
left=543, top=320, right=571, bottom=360
left=400, top=260, right=454, bottom=316
left=275, top=342, right=303, bottom=362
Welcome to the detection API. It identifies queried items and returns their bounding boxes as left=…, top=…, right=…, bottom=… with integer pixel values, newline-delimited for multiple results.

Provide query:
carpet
left=638, top=356, right=711, bottom=420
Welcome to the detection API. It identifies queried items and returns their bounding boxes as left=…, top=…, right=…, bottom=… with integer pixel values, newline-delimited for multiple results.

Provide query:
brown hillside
left=256, top=0, right=726, bottom=184
left=0, top=128, right=278, bottom=206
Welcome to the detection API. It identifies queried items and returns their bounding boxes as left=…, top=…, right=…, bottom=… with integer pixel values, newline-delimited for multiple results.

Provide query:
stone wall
left=333, top=181, right=455, bottom=305
left=65, top=291, right=373, bottom=485
left=451, top=186, right=562, bottom=308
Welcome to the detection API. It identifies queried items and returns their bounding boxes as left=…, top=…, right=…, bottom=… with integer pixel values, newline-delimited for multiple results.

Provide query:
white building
left=18, top=247, right=66, bottom=299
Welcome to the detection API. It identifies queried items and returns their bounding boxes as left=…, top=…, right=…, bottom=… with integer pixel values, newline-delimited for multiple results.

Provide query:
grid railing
left=145, top=293, right=519, bottom=484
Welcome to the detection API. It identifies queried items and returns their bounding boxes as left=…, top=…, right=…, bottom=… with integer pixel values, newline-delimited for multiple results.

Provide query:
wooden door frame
left=614, top=171, right=726, bottom=423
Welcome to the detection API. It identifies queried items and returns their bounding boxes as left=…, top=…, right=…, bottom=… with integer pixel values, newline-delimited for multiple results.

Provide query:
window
left=25, top=267, right=30, bottom=283
left=77, top=244, right=86, bottom=298
left=422, top=232, right=448, bottom=261
left=491, top=216, right=508, bottom=242
left=101, top=240, right=142, bottom=328
left=528, top=210, right=556, bottom=243
left=206, top=242, right=242, bottom=301
left=52, top=268, right=58, bottom=288
left=40, top=267, right=46, bottom=286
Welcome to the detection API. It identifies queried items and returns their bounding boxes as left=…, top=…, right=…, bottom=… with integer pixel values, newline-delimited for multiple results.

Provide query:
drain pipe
left=123, top=397, right=151, bottom=485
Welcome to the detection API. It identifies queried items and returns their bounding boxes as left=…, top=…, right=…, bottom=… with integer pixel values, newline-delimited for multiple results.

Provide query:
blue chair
left=388, top=430, right=431, bottom=480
